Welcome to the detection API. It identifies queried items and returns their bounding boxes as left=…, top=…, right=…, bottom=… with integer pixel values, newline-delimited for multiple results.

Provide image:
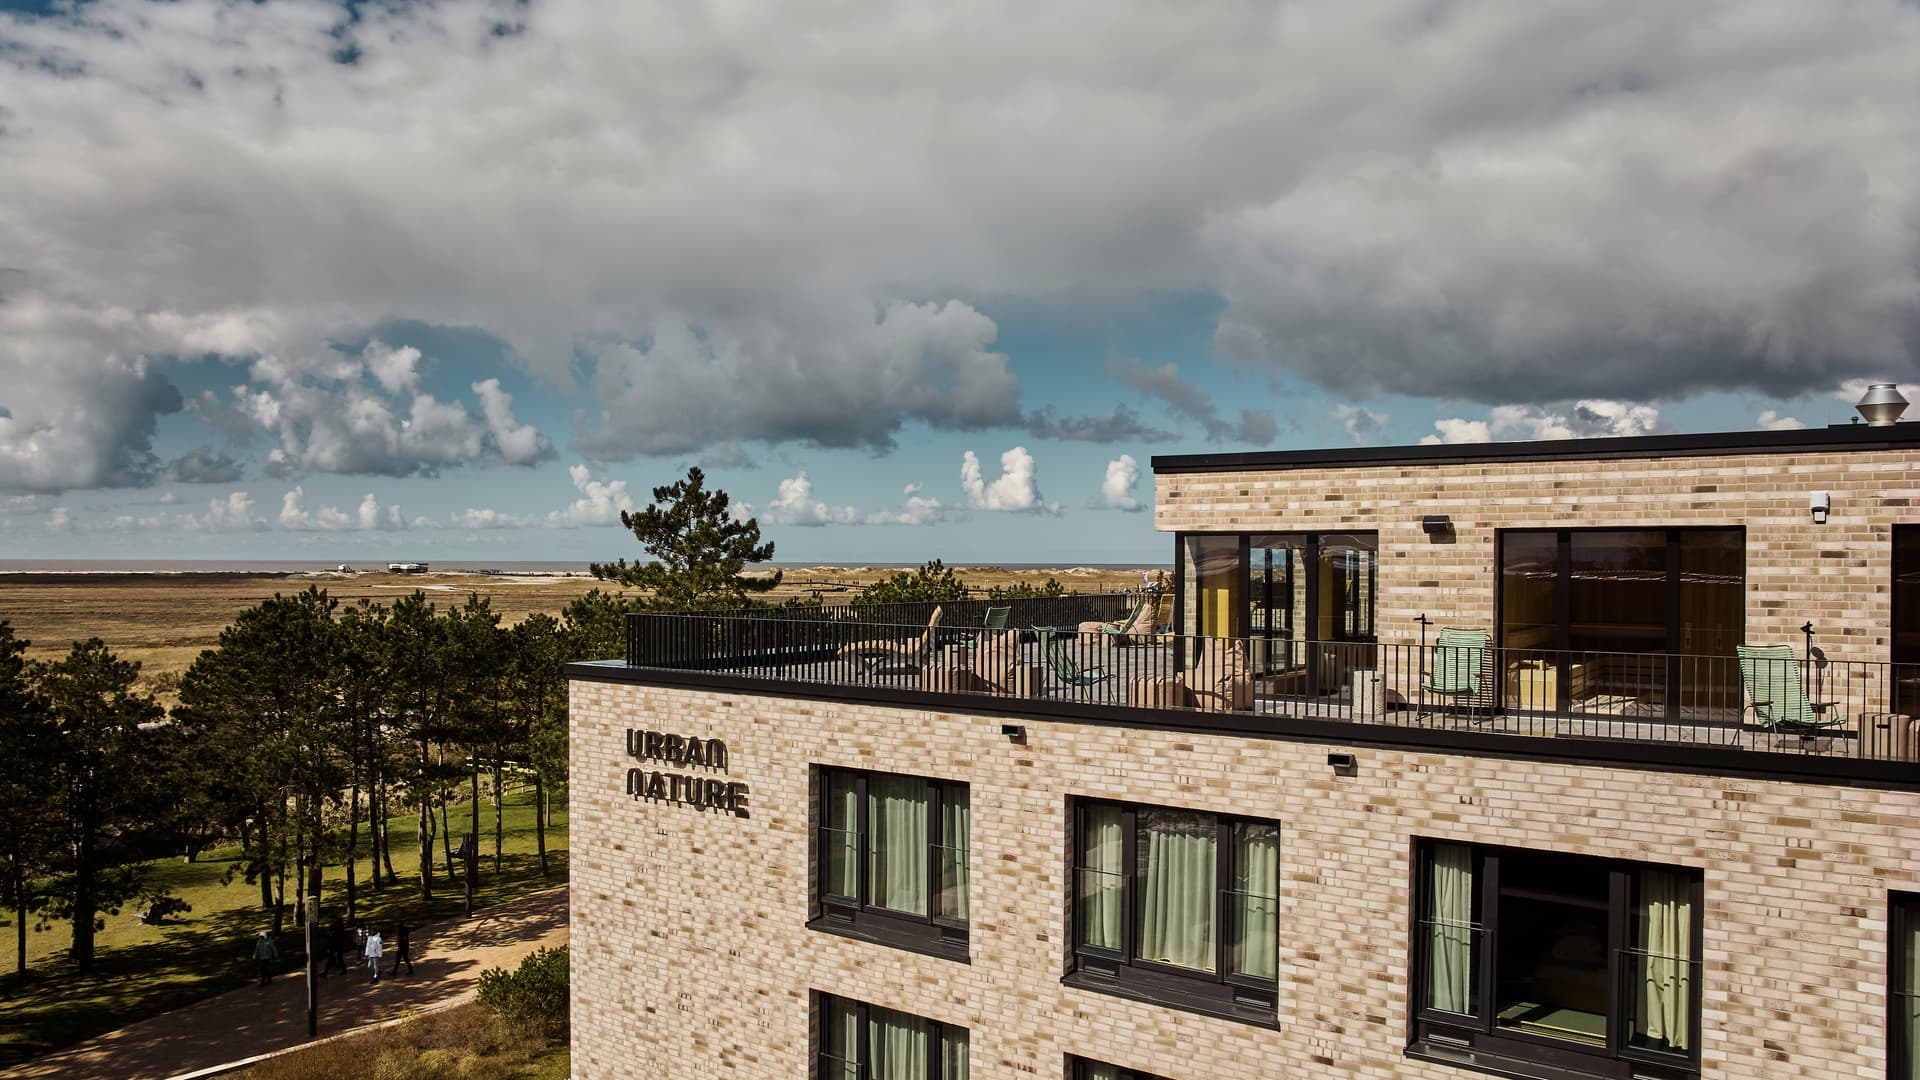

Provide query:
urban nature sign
left=623, top=728, right=749, bottom=818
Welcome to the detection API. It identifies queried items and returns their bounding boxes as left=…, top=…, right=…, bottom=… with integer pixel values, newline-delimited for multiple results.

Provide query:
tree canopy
left=589, top=466, right=780, bottom=610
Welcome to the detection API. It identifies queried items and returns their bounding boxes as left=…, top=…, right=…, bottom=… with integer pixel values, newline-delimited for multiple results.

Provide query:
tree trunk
left=12, top=862, right=28, bottom=981
left=345, top=772, right=361, bottom=923
left=470, top=763, right=481, bottom=877
left=440, top=796, right=454, bottom=872
left=492, top=759, right=504, bottom=876
left=273, top=855, right=286, bottom=935
left=534, top=771, right=548, bottom=878
left=416, top=742, right=434, bottom=900
left=254, top=817, right=276, bottom=924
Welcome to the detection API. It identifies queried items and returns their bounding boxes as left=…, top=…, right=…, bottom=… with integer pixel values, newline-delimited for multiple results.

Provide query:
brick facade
left=568, top=677, right=1920, bottom=1079
left=1157, top=443, right=1920, bottom=659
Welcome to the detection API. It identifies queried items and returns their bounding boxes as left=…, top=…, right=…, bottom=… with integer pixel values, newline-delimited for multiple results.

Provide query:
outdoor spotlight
left=1809, top=491, right=1830, bottom=525
left=1327, top=752, right=1358, bottom=776
left=1421, top=515, right=1455, bottom=542
left=1000, top=723, right=1027, bottom=744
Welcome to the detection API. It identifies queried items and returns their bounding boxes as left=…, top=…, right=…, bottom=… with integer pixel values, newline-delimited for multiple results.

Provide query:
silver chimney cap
left=1856, top=382, right=1909, bottom=426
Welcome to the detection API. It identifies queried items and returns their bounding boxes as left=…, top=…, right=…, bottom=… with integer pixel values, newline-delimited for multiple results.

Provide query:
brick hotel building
left=569, top=417, right=1920, bottom=1080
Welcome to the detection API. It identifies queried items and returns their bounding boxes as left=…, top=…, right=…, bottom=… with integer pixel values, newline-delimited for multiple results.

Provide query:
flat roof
left=1151, top=421, right=1920, bottom=474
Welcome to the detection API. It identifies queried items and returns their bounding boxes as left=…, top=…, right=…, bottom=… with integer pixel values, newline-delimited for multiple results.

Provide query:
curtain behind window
left=1080, top=803, right=1124, bottom=951
left=823, top=997, right=860, bottom=1080
left=869, top=777, right=929, bottom=916
left=1137, top=809, right=1217, bottom=972
left=824, top=773, right=859, bottom=901
left=1084, top=1065, right=1119, bottom=1080
left=937, top=786, right=969, bottom=922
left=1904, top=909, right=1919, bottom=1080
left=1427, top=843, right=1474, bottom=1015
left=1634, top=869, right=1693, bottom=1052
left=868, top=1005, right=929, bottom=1080
left=1230, top=822, right=1279, bottom=980
left=939, top=1026, right=969, bottom=1080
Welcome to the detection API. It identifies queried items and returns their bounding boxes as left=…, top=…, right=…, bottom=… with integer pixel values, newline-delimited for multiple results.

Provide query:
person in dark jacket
left=319, top=916, right=350, bottom=976
left=252, top=931, right=279, bottom=986
left=388, top=924, right=414, bottom=976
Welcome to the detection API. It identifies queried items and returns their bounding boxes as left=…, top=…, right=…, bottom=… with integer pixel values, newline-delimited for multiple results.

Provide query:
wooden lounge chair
left=1736, top=644, right=1848, bottom=734
left=1035, top=627, right=1109, bottom=689
left=837, top=606, right=943, bottom=679
left=1421, top=628, right=1489, bottom=718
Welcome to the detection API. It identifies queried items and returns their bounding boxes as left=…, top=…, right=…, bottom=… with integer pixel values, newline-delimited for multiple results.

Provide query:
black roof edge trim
left=566, top=661, right=1920, bottom=793
left=1151, top=422, right=1920, bottom=474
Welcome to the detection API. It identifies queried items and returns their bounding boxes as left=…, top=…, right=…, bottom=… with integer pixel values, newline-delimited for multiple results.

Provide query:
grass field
left=238, top=1001, right=569, bottom=1080
left=0, top=785, right=568, bottom=1070
left=0, top=565, right=1153, bottom=699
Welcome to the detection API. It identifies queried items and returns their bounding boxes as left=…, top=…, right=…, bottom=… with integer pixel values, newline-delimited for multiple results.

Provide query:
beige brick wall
left=1155, top=446, right=1920, bottom=659
left=569, top=678, right=1920, bottom=1080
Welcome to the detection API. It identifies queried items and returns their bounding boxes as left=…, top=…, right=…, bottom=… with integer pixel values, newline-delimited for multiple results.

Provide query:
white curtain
left=1230, top=823, right=1280, bottom=980
left=1905, top=912, right=1920, bottom=1080
left=937, top=787, right=969, bottom=922
left=1084, top=1065, right=1120, bottom=1080
left=1427, top=843, right=1474, bottom=1015
left=1080, top=803, right=1124, bottom=951
left=868, top=1005, right=929, bottom=1080
left=1137, top=809, right=1217, bottom=973
left=824, top=773, right=859, bottom=901
left=1635, top=869, right=1693, bottom=1052
left=823, top=997, right=860, bottom=1080
left=939, top=1026, right=969, bottom=1080
left=869, top=776, right=929, bottom=915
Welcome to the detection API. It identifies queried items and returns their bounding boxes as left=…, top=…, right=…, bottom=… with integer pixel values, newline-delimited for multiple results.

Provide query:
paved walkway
left=1, top=885, right=570, bottom=1080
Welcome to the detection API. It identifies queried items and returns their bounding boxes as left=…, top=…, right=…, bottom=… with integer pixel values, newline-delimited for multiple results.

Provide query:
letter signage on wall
left=622, top=728, right=749, bottom=818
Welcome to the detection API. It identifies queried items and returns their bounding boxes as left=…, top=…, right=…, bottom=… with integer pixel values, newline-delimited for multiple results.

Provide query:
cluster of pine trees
left=0, top=587, right=638, bottom=982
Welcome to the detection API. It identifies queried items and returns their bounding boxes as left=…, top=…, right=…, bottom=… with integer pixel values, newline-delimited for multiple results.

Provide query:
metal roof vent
left=1855, top=382, right=1909, bottom=426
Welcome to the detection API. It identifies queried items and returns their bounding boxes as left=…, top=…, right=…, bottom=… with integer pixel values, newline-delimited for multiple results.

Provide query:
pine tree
left=589, top=466, right=780, bottom=609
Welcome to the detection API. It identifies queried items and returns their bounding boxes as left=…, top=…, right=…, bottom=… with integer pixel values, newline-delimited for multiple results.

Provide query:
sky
left=1, top=1, right=1917, bottom=566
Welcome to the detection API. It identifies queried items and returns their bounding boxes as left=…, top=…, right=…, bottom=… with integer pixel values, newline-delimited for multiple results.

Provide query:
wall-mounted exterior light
left=1809, top=491, right=1831, bottom=525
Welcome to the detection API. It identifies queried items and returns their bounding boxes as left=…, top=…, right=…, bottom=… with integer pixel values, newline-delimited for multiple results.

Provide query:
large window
left=1498, top=528, right=1743, bottom=719
left=814, top=768, right=968, bottom=960
left=818, top=993, right=968, bottom=1080
left=1895, top=894, right=1920, bottom=1080
left=1178, top=532, right=1378, bottom=695
left=1896, top=527, right=1920, bottom=717
left=1069, top=1058, right=1173, bottom=1080
left=1411, top=841, right=1702, bottom=1080
left=1068, top=799, right=1280, bottom=1022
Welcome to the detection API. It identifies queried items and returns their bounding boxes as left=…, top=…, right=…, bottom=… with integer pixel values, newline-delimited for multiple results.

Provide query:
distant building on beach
left=567, top=394, right=1920, bottom=1080
left=386, top=562, right=429, bottom=574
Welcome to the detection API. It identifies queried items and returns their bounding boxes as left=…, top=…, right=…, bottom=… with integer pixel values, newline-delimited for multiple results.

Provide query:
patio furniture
left=1421, top=628, right=1489, bottom=719
left=924, top=628, right=1039, bottom=697
left=983, top=605, right=1011, bottom=632
left=838, top=606, right=944, bottom=680
left=1077, top=591, right=1160, bottom=646
left=1182, top=637, right=1252, bottom=712
left=1735, top=644, right=1848, bottom=734
left=1035, top=627, right=1110, bottom=689
left=1129, top=673, right=1187, bottom=709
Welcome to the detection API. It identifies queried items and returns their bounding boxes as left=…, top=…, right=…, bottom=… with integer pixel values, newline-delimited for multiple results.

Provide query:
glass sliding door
left=1179, top=532, right=1378, bottom=699
left=1317, top=533, right=1378, bottom=694
left=1896, top=526, right=1920, bottom=717
left=1499, top=529, right=1742, bottom=720
left=1249, top=536, right=1306, bottom=680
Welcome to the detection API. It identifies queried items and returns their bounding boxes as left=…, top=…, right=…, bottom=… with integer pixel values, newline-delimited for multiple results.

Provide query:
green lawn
left=239, top=1000, right=568, bottom=1080
left=0, top=786, right=568, bottom=1069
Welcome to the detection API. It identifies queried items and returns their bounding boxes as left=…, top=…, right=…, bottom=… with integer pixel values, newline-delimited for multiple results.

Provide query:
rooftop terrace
left=572, top=592, right=1920, bottom=789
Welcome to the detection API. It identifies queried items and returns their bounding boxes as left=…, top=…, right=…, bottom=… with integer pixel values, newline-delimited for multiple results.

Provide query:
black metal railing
left=618, top=613, right=1920, bottom=764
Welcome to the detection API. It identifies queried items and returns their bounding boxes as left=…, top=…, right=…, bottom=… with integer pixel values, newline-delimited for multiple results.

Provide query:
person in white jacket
left=363, top=928, right=384, bottom=982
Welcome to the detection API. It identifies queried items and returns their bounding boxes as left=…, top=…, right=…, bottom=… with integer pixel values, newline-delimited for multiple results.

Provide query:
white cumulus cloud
left=548, top=464, right=634, bottom=528
left=756, top=473, right=860, bottom=528
left=961, top=447, right=1060, bottom=514
left=1101, top=455, right=1142, bottom=512
left=1422, top=400, right=1664, bottom=444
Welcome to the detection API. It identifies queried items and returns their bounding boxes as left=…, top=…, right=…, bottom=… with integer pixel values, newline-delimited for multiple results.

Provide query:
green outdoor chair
left=1421, top=628, right=1489, bottom=717
left=983, top=605, right=1011, bottom=631
left=1736, top=644, right=1848, bottom=734
left=1035, top=627, right=1110, bottom=689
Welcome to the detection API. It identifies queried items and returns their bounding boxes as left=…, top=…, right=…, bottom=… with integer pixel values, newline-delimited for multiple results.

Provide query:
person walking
left=319, top=916, right=349, bottom=977
left=252, top=930, right=279, bottom=987
left=388, top=924, right=414, bottom=976
left=363, top=926, right=385, bottom=983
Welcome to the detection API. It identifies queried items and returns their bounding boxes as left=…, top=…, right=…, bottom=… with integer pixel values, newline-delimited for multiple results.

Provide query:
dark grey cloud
left=163, top=446, right=244, bottom=485
left=1023, top=405, right=1176, bottom=444
left=1108, top=358, right=1277, bottom=445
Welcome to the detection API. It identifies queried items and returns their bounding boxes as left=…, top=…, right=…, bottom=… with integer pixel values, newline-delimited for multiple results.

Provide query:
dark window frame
left=815, top=991, right=967, bottom=1080
left=1407, top=839, right=1704, bottom=1080
left=1894, top=892, right=1919, bottom=1080
left=1495, top=526, right=1745, bottom=721
left=1173, top=531, right=1379, bottom=685
left=1069, top=1055, right=1175, bottom=1080
left=808, top=766, right=969, bottom=962
left=1064, top=797, right=1281, bottom=1026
